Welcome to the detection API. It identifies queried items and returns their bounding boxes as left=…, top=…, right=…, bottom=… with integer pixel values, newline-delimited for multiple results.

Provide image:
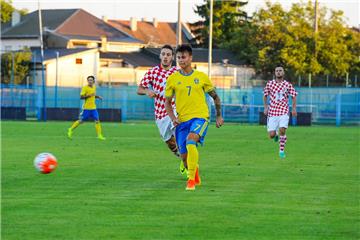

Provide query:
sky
left=11, top=0, right=359, bottom=27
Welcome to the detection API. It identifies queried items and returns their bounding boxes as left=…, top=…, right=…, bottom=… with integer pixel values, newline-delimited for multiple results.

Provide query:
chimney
left=130, top=17, right=137, bottom=31
left=153, top=18, right=158, bottom=28
left=101, top=35, right=107, bottom=52
left=12, top=10, right=21, bottom=27
left=102, top=16, right=108, bottom=23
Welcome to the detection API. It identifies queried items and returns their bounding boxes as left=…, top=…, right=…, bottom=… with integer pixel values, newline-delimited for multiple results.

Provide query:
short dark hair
left=175, top=44, right=192, bottom=55
left=87, top=75, right=95, bottom=81
left=161, top=45, right=174, bottom=55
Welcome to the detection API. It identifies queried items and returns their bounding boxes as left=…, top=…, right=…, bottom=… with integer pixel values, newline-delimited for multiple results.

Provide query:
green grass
left=1, top=121, right=359, bottom=240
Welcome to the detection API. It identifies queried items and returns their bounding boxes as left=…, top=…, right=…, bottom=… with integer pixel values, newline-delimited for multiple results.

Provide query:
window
left=76, top=58, right=83, bottom=64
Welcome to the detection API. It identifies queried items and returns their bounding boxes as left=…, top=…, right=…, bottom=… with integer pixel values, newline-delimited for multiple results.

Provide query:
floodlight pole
left=208, top=0, right=213, bottom=80
left=38, top=0, right=46, bottom=121
left=176, top=0, right=182, bottom=46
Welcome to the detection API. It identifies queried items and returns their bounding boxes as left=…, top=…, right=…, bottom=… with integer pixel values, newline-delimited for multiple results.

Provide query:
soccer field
left=1, top=121, right=359, bottom=240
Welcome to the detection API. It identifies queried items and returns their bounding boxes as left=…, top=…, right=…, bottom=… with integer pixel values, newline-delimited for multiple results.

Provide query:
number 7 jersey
left=263, top=80, right=298, bottom=117
left=165, top=70, right=214, bottom=122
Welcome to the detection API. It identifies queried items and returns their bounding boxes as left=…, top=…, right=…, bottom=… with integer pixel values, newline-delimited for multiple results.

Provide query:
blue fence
left=1, top=84, right=359, bottom=125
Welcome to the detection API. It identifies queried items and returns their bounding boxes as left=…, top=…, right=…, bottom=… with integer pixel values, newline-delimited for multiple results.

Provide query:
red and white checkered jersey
left=140, top=65, right=178, bottom=120
left=263, top=80, right=298, bottom=117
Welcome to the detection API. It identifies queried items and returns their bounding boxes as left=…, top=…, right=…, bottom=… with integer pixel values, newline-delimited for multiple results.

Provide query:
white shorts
left=267, top=114, right=289, bottom=132
left=156, top=115, right=175, bottom=142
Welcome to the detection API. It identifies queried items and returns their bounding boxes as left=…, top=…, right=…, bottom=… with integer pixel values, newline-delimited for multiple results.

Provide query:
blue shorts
left=175, top=118, right=209, bottom=154
left=79, top=109, right=99, bottom=121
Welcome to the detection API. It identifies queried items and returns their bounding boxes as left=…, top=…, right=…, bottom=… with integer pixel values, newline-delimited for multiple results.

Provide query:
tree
left=229, top=1, right=360, bottom=81
left=191, top=0, right=249, bottom=48
left=1, top=49, right=32, bottom=84
left=1, top=0, right=27, bottom=23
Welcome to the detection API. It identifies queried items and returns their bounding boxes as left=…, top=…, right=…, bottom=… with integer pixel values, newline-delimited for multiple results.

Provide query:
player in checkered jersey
left=137, top=45, right=187, bottom=176
left=263, top=66, right=298, bottom=158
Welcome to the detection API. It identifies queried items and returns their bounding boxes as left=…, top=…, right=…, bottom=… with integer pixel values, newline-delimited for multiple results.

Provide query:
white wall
left=107, top=43, right=143, bottom=52
left=45, top=50, right=99, bottom=87
left=1, top=39, right=40, bottom=51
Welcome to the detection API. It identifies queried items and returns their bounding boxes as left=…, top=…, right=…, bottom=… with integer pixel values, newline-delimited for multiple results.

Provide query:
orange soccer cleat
left=186, top=179, right=196, bottom=191
left=194, top=167, right=201, bottom=186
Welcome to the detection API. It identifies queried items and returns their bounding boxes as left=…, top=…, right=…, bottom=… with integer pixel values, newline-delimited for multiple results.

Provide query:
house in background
left=107, top=17, right=197, bottom=47
left=1, top=8, right=254, bottom=88
left=1, top=9, right=143, bottom=52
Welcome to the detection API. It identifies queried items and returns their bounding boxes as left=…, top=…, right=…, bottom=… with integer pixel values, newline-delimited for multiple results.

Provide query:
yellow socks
left=95, top=122, right=103, bottom=136
left=70, top=120, right=80, bottom=130
left=186, top=140, right=199, bottom=180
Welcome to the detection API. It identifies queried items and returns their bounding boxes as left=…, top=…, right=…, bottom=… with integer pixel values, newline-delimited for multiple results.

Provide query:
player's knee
left=187, top=132, right=200, bottom=142
left=166, top=139, right=177, bottom=150
left=269, top=131, right=276, bottom=138
left=279, top=128, right=286, bottom=135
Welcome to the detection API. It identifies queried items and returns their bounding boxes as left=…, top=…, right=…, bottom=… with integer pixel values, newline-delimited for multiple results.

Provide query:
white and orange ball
left=34, top=153, right=58, bottom=174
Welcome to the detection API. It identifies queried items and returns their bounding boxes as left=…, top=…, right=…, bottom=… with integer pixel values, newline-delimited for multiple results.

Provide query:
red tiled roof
left=56, top=10, right=139, bottom=42
left=108, top=19, right=190, bottom=46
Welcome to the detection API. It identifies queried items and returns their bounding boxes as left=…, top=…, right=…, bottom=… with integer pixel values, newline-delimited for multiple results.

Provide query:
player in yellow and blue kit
left=67, top=76, right=105, bottom=140
left=165, top=44, right=224, bottom=191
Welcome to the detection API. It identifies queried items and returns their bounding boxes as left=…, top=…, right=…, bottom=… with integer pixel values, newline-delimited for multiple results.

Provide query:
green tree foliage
left=1, top=0, right=27, bottom=23
left=191, top=0, right=248, bottom=48
left=1, top=49, right=32, bottom=84
left=249, top=1, right=359, bottom=77
left=221, top=1, right=360, bottom=80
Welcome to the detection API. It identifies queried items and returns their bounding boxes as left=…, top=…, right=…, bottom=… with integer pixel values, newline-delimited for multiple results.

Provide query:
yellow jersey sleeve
left=165, top=74, right=175, bottom=98
left=202, top=73, right=215, bottom=93
left=80, top=86, right=87, bottom=96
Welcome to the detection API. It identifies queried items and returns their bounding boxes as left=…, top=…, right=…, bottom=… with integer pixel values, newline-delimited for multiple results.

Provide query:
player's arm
left=80, top=90, right=95, bottom=99
left=263, top=83, right=269, bottom=115
left=95, top=95, right=103, bottom=100
left=137, top=69, right=156, bottom=98
left=137, top=85, right=156, bottom=98
left=263, top=95, right=269, bottom=115
left=291, top=96, right=297, bottom=117
left=165, top=96, right=180, bottom=127
left=208, top=90, right=224, bottom=128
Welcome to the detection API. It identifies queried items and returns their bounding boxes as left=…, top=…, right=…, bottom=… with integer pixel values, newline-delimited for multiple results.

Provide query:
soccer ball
left=34, top=153, right=58, bottom=174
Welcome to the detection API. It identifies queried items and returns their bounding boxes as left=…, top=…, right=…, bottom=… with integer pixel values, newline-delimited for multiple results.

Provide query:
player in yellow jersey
left=165, top=44, right=224, bottom=191
left=67, top=76, right=105, bottom=140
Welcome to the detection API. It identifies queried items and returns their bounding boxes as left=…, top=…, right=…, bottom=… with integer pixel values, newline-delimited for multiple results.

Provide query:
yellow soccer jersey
left=80, top=85, right=96, bottom=110
left=165, top=70, right=214, bottom=122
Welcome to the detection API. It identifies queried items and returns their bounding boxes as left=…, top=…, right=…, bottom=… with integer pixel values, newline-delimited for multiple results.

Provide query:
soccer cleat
left=274, top=135, right=279, bottom=142
left=279, top=151, right=286, bottom=158
left=67, top=128, right=73, bottom=139
left=195, top=167, right=201, bottom=186
left=179, top=161, right=187, bottom=177
left=186, top=179, right=196, bottom=191
left=97, top=135, right=106, bottom=140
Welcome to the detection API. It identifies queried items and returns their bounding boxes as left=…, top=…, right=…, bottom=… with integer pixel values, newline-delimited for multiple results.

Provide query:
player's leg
left=278, top=115, right=289, bottom=158
left=186, top=118, right=209, bottom=190
left=267, top=116, right=278, bottom=141
left=165, top=136, right=179, bottom=156
left=158, top=116, right=180, bottom=156
left=68, top=111, right=86, bottom=139
left=157, top=116, right=185, bottom=175
left=186, top=132, right=200, bottom=190
left=93, top=110, right=105, bottom=140
left=175, top=121, right=190, bottom=182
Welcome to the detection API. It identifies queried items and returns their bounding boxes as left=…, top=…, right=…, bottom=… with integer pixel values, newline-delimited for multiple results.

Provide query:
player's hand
left=146, top=90, right=156, bottom=98
left=264, top=107, right=268, bottom=116
left=171, top=118, right=180, bottom=128
left=292, top=109, right=297, bottom=117
left=216, top=116, right=224, bottom=128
